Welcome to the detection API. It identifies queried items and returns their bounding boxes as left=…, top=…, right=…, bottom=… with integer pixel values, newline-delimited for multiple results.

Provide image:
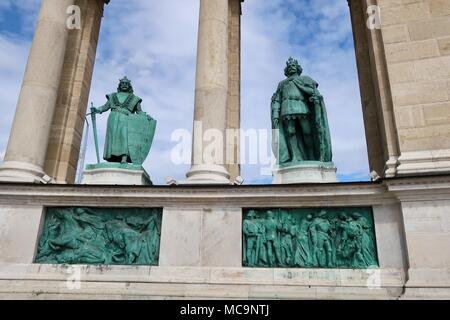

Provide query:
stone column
left=186, top=0, right=231, bottom=184
left=226, top=0, right=242, bottom=182
left=348, top=0, right=400, bottom=178
left=45, top=0, right=107, bottom=184
left=0, top=0, right=75, bottom=183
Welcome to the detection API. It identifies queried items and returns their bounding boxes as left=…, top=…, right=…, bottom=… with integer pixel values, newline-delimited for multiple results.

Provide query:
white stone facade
left=0, top=176, right=449, bottom=299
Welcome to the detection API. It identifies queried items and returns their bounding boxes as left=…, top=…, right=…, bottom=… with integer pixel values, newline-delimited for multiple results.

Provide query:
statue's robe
left=271, top=75, right=333, bottom=163
left=98, top=92, right=142, bottom=162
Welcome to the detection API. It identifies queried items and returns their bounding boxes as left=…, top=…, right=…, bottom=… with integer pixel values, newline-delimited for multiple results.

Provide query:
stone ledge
left=0, top=280, right=406, bottom=300
left=397, top=149, right=450, bottom=176
left=386, top=174, right=450, bottom=201
left=0, top=180, right=395, bottom=208
left=0, top=264, right=409, bottom=300
left=406, top=268, right=450, bottom=288
left=2, top=175, right=450, bottom=207
left=0, top=264, right=405, bottom=288
left=401, top=288, right=450, bottom=300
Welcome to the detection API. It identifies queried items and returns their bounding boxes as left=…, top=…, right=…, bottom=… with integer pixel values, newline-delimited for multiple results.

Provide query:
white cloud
left=0, top=0, right=40, bottom=34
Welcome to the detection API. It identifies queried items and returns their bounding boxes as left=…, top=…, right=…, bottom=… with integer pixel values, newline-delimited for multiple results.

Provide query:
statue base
left=272, top=161, right=337, bottom=184
left=182, top=164, right=231, bottom=185
left=81, top=163, right=152, bottom=186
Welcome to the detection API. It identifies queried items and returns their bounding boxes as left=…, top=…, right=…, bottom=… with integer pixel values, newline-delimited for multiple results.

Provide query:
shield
left=127, top=113, right=157, bottom=165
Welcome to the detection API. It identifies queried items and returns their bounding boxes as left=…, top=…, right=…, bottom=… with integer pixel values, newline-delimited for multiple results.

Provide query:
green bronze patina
left=272, top=58, right=333, bottom=165
left=243, top=208, right=378, bottom=269
left=35, top=207, right=162, bottom=266
left=90, top=77, right=157, bottom=166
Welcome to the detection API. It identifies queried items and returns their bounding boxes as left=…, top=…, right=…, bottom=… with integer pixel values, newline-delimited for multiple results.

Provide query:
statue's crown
left=119, top=76, right=131, bottom=83
left=286, top=57, right=299, bottom=66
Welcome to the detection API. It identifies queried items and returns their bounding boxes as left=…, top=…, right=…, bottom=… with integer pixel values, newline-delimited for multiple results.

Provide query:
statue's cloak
left=272, top=76, right=333, bottom=164
left=103, top=92, right=142, bottom=162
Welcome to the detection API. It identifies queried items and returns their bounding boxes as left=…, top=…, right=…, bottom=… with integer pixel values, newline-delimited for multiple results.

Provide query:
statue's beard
left=119, top=87, right=132, bottom=93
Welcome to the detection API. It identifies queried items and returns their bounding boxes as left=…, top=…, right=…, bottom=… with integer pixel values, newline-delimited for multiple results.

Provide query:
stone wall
left=350, top=0, right=450, bottom=177
left=0, top=176, right=448, bottom=299
left=380, top=0, right=450, bottom=175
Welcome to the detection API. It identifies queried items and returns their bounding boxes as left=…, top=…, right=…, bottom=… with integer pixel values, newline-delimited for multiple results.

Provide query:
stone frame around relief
left=34, top=207, right=163, bottom=266
left=242, top=207, right=379, bottom=269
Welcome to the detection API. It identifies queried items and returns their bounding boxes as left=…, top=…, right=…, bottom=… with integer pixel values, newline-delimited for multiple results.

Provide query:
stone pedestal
left=272, top=162, right=337, bottom=184
left=81, top=163, right=152, bottom=186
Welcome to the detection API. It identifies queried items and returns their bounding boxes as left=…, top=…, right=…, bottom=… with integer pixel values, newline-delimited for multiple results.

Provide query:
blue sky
left=0, top=0, right=370, bottom=184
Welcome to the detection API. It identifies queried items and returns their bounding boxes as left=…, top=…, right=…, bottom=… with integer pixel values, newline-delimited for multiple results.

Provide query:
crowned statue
left=271, top=58, right=336, bottom=183
left=82, top=77, right=157, bottom=185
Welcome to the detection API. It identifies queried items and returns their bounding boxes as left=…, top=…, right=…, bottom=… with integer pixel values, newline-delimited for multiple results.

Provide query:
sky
left=0, top=0, right=370, bottom=185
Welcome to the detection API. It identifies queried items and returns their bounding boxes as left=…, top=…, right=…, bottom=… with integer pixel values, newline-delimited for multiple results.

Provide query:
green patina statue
left=90, top=77, right=157, bottom=166
left=243, top=208, right=378, bottom=269
left=35, top=207, right=162, bottom=266
left=271, top=58, right=333, bottom=165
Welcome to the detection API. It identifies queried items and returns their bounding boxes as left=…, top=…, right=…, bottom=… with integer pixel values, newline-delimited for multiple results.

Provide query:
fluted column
left=186, top=0, right=231, bottom=184
left=0, top=0, right=75, bottom=183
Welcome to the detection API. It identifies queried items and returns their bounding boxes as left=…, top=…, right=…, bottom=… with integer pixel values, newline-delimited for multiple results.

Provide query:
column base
left=0, top=161, right=52, bottom=184
left=81, top=163, right=152, bottom=186
left=183, top=164, right=231, bottom=185
left=273, top=161, right=337, bottom=184
left=397, top=149, right=450, bottom=176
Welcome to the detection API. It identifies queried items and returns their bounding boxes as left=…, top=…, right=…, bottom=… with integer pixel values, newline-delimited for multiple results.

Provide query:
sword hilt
left=90, top=102, right=97, bottom=115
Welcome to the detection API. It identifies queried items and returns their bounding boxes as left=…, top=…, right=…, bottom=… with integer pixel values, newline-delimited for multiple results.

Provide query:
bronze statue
left=271, top=58, right=332, bottom=165
left=90, top=77, right=157, bottom=165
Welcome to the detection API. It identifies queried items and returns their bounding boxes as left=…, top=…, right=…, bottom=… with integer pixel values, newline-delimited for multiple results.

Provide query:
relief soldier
left=263, top=211, right=282, bottom=266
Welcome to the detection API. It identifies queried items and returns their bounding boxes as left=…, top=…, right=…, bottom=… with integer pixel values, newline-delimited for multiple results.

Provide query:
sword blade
left=90, top=103, right=101, bottom=164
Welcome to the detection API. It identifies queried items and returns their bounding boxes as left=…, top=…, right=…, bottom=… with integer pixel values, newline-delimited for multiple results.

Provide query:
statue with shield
left=83, top=77, right=157, bottom=185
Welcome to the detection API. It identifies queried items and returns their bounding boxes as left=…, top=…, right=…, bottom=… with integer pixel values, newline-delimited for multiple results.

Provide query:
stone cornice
left=1, top=175, right=448, bottom=206
left=385, top=174, right=450, bottom=202
left=0, top=180, right=393, bottom=207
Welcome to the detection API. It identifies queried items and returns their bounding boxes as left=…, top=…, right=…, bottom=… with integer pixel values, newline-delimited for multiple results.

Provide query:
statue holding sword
left=89, top=77, right=157, bottom=166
